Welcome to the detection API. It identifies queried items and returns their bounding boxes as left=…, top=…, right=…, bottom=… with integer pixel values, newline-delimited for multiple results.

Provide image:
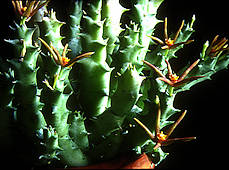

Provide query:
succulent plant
left=1, top=0, right=229, bottom=168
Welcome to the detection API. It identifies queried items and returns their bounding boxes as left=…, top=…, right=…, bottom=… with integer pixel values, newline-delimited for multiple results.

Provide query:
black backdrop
left=1, top=0, right=229, bottom=169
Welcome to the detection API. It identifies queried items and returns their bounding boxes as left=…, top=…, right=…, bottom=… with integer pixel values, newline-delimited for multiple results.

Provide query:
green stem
left=168, top=86, right=174, bottom=96
left=164, top=49, right=169, bottom=58
left=53, top=66, right=63, bottom=90
left=20, top=17, right=27, bottom=26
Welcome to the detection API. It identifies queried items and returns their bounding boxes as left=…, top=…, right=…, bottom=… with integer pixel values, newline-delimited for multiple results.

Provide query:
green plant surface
left=1, top=0, right=229, bottom=168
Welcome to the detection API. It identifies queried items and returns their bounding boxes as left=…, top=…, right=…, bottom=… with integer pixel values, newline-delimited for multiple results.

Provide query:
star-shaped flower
left=39, top=38, right=94, bottom=67
left=134, top=96, right=196, bottom=150
left=206, top=35, right=229, bottom=57
left=148, top=17, right=194, bottom=49
left=143, top=59, right=204, bottom=87
left=12, top=0, right=51, bottom=22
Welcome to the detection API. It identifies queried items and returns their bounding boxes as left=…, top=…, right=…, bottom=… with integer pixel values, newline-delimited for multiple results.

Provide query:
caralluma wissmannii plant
left=1, top=0, right=229, bottom=168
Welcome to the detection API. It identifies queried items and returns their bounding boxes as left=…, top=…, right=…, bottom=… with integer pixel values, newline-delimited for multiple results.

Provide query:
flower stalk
left=148, top=17, right=194, bottom=49
left=38, top=38, right=94, bottom=68
left=206, top=35, right=229, bottom=57
left=12, top=0, right=51, bottom=24
left=134, top=96, right=196, bottom=150
left=143, top=59, right=204, bottom=87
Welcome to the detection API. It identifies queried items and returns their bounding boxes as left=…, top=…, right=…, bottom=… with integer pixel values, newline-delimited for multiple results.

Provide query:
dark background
left=1, top=0, right=229, bottom=169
